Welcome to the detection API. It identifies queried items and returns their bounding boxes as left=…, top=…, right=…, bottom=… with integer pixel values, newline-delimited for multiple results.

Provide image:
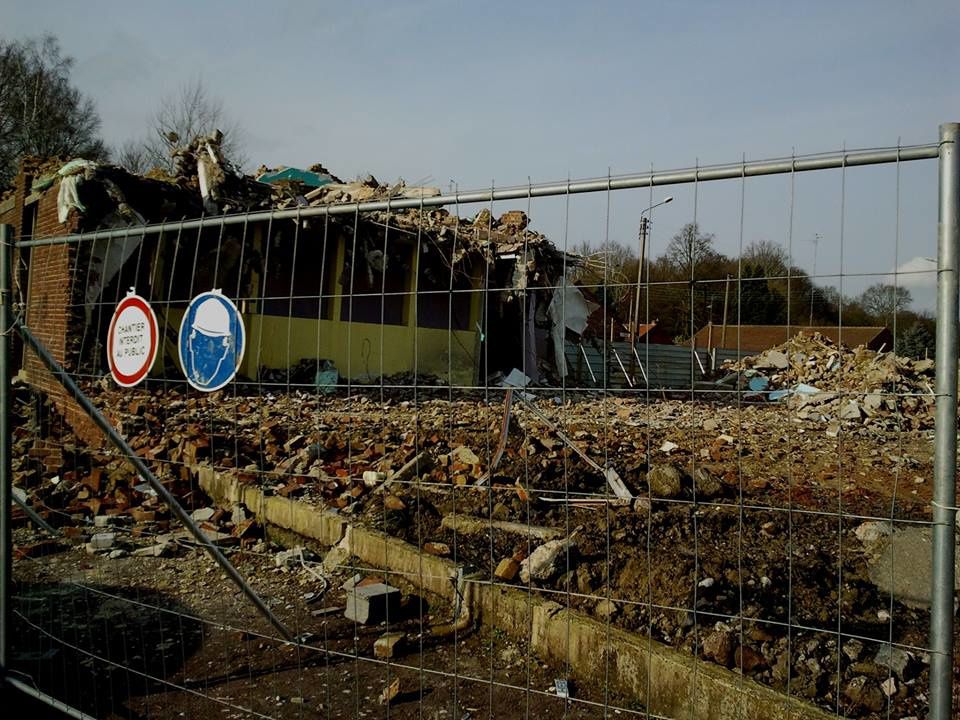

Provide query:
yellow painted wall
left=161, top=311, right=477, bottom=385
left=157, top=223, right=482, bottom=386
left=250, top=314, right=481, bottom=384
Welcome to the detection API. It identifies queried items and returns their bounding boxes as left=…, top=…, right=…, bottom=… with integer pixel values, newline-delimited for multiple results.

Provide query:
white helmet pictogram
left=192, top=297, right=232, bottom=337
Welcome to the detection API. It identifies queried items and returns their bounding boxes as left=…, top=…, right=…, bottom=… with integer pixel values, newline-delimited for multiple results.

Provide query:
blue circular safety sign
left=178, top=290, right=245, bottom=392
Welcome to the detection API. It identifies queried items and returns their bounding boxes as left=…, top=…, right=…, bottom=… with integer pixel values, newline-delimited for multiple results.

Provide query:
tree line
left=0, top=33, right=243, bottom=188
left=572, top=223, right=934, bottom=359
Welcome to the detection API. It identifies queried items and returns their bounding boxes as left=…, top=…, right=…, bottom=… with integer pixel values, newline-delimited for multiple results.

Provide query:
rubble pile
left=14, top=378, right=935, bottom=532
left=10, top=379, right=940, bottom=720
left=724, top=331, right=937, bottom=429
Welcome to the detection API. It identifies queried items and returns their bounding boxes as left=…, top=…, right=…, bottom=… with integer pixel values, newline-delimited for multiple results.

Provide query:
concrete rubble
left=519, top=530, right=578, bottom=584
left=723, top=331, right=938, bottom=430
left=345, top=582, right=401, bottom=625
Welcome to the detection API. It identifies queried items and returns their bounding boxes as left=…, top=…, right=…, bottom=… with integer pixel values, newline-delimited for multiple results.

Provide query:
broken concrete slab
left=839, top=401, right=863, bottom=420
left=88, top=532, right=116, bottom=550
left=520, top=531, right=578, bottom=584
left=195, top=464, right=835, bottom=720
left=170, top=527, right=235, bottom=548
left=756, top=350, right=789, bottom=370
left=873, top=644, right=912, bottom=679
left=322, top=533, right=353, bottom=573
left=190, top=507, right=216, bottom=522
left=132, top=542, right=170, bottom=558
left=345, top=582, right=401, bottom=625
left=857, top=521, right=960, bottom=608
left=440, top=514, right=564, bottom=541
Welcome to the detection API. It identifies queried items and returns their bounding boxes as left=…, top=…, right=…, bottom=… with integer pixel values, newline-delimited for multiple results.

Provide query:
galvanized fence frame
left=0, top=124, right=955, bottom=719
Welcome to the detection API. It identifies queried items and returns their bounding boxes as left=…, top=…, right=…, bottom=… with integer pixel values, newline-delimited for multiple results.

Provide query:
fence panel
left=1, top=131, right=957, bottom=720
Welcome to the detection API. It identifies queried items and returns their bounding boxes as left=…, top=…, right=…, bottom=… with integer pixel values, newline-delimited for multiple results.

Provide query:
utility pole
left=721, top=274, right=730, bottom=347
left=633, top=216, right=648, bottom=344
left=809, top=232, right=821, bottom=326
left=706, top=300, right=714, bottom=355
left=633, top=197, right=673, bottom=345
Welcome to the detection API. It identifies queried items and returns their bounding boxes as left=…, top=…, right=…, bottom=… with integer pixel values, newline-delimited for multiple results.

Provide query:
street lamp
left=632, top=197, right=673, bottom=342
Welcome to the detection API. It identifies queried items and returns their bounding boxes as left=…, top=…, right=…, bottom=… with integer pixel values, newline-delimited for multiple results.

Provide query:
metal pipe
left=930, top=121, right=959, bottom=720
left=578, top=343, right=597, bottom=385
left=17, top=144, right=940, bottom=248
left=11, top=491, right=58, bottom=536
left=0, top=224, right=10, bottom=673
left=6, top=676, right=98, bottom=720
left=630, top=345, right=649, bottom=385
left=611, top=346, right=634, bottom=388
left=15, top=321, right=296, bottom=643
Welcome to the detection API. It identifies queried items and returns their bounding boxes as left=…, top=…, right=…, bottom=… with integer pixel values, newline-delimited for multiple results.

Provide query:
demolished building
left=0, top=137, right=597, bottom=401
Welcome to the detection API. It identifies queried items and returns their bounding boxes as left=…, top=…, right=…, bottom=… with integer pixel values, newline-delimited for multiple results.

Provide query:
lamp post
left=632, top=197, right=673, bottom=343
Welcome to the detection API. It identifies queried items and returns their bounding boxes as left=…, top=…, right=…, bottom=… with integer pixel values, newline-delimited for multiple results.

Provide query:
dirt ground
left=10, top=381, right=960, bottom=719
left=10, top=530, right=641, bottom=719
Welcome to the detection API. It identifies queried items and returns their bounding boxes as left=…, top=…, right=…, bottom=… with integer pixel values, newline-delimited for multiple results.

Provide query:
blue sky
left=7, top=0, right=957, bottom=310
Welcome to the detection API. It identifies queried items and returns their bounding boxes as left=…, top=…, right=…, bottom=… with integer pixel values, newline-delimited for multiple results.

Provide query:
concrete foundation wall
left=199, top=467, right=834, bottom=720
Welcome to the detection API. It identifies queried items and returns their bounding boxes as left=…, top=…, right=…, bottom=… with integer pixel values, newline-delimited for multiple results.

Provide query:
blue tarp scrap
left=769, top=382, right=821, bottom=402
left=256, top=167, right=334, bottom=188
left=315, top=359, right=339, bottom=394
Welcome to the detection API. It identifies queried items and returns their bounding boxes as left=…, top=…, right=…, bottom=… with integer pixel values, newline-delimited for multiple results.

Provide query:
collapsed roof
left=10, top=131, right=582, bottom=288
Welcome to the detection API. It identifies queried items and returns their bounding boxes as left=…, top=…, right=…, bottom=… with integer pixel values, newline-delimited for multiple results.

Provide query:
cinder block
left=344, top=583, right=401, bottom=625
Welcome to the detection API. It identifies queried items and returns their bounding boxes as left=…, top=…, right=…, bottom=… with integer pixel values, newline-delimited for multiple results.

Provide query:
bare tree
left=859, top=283, right=912, bottom=323
left=114, top=137, right=149, bottom=174
left=664, top=222, right=717, bottom=277
left=136, top=79, right=246, bottom=173
left=0, top=34, right=106, bottom=187
left=741, top=239, right=788, bottom=277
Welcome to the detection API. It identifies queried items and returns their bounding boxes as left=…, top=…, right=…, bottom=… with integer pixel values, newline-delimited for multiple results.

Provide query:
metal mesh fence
left=3, top=133, right=957, bottom=720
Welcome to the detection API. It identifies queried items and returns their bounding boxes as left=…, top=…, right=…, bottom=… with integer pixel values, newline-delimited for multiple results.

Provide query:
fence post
left=931, top=122, right=960, bottom=720
left=0, top=224, right=11, bottom=675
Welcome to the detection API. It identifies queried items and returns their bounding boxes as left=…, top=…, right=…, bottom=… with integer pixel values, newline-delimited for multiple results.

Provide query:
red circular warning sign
left=107, top=290, right=159, bottom=387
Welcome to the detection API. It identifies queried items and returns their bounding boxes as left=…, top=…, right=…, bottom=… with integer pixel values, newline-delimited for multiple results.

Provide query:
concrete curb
left=199, top=467, right=835, bottom=720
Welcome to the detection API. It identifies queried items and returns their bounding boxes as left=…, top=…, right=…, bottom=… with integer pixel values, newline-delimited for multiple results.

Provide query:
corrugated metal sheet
left=565, top=342, right=718, bottom=389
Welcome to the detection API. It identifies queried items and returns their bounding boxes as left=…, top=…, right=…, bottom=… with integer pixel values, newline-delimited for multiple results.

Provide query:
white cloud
left=894, top=256, right=937, bottom=288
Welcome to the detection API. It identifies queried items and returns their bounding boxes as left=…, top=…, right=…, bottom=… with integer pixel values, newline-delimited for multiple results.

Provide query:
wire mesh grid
left=4, top=140, right=957, bottom=720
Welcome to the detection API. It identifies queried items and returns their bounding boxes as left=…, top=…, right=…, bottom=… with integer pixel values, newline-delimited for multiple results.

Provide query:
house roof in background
left=690, top=324, right=891, bottom=352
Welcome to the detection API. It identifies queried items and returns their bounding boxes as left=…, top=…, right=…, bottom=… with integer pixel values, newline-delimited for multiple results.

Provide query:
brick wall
left=1, top=165, right=103, bottom=448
